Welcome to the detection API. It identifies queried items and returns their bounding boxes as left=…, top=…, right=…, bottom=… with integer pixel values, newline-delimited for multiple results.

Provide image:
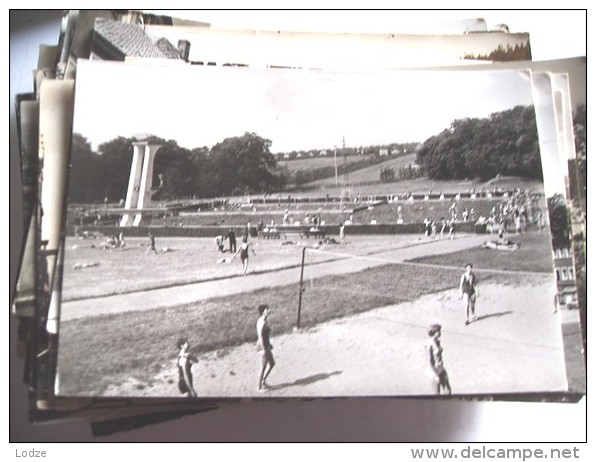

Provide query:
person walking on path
left=176, top=338, right=198, bottom=398
left=146, top=232, right=157, bottom=255
left=232, top=234, right=256, bottom=275
left=426, top=323, right=452, bottom=395
left=256, top=304, right=275, bottom=391
left=459, top=263, right=479, bottom=325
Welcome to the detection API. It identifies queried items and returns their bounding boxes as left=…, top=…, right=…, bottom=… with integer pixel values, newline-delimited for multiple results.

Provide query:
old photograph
left=56, top=59, right=569, bottom=399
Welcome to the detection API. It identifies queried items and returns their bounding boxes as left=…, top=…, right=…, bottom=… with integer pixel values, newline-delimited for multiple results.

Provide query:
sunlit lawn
left=62, top=234, right=423, bottom=300
left=409, top=230, right=554, bottom=273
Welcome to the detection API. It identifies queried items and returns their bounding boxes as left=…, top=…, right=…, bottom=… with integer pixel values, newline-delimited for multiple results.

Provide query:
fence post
left=296, top=246, right=306, bottom=329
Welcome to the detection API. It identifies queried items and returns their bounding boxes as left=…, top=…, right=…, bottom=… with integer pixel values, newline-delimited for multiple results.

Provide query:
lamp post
left=334, top=145, right=338, bottom=186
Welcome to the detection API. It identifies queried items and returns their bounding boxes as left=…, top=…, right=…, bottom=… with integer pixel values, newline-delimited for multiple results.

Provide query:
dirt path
left=62, top=234, right=490, bottom=321
left=104, top=276, right=567, bottom=398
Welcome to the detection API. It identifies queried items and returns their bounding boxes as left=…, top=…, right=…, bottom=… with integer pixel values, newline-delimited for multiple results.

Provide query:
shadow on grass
left=268, top=370, right=343, bottom=391
left=475, top=310, right=514, bottom=322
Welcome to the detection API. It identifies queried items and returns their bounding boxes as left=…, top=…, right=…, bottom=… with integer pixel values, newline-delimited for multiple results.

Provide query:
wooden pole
left=296, top=246, right=306, bottom=329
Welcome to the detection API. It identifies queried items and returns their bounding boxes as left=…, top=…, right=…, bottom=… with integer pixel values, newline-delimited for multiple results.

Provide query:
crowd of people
left=423, top=217, right=456, bottom=240
left=484, top=188, right=544, bottom=235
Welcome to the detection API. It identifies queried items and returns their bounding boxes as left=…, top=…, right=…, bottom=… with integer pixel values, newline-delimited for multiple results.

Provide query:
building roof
left=155, top=37, right=181, bottom=59
left=94, top=18, right=180, bottom=60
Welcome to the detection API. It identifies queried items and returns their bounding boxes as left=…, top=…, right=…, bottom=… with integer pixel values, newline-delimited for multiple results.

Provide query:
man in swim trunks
left=459, top=263, right=479, bottom=325
left=426, top=323, right=452, bottom=395
left=256, top=304, right=275, bottom=391
left=176, top=338, right=198, bottom=398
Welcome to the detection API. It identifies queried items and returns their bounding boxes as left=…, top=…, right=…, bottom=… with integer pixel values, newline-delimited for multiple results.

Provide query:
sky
left=73, top=60, right=535, bottom=154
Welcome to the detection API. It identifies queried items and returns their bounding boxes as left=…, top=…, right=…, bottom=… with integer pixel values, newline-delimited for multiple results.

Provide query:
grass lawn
left=62, top=234, right=421, bottom=300
left=277, top=155, right=364, bottom=172
left=57, top=260, right=535, bottom=395
left=308, top=153, right=417, bottom=185
left=408, top=230, right=554, bottom=273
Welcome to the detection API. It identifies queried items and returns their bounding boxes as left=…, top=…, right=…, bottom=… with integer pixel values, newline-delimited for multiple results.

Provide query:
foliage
left=208, top=132, right=280, bottom=196
left=547, top=193, right=571, bottom=249
left=463, top=42, right=532, bottom=61
left=68, top=132, right=287, bottom=202
left=379, top=166, right=395, bottom=183
left=416, top=106, right=541, bottom=181
left=572, top=105, right=587, bottom=206
left=68, top=133, right=103, bottom=203
left=95, top=137, right=135, bottom=201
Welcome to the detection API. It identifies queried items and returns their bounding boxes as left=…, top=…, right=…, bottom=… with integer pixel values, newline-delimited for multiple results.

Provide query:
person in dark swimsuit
left=426, top=323, right=452, bottom=395
left=176, top=338, right=198, bottom=398
left=147, top=232, right=157, bottom=254
left=227, top=228, right=237, bottom=253
left=459, top=263, right=479, bottom=325
left=256, top=304, right=275, bottom=391
left=233, top=234, right=255, bottom=275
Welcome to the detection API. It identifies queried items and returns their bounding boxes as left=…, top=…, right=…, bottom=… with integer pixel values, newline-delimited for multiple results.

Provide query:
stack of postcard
left=11, top=10, right=586, bottom=437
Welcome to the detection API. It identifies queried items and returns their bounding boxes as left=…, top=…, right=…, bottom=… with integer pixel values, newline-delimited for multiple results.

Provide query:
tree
left=547, top=194, right=571, bottom=249
left=572, top=104, right=587, bottom=207
left=68, top=133, right=102, bottom=203
left=416, top=105, right=541, bottom=181
left=149, top=137, right=197, bottom=200
left=208, top=132, right=282, bottom=195
left=95, top=136, right=135, bottom=202
left=380, top=166, right=395, bottom=183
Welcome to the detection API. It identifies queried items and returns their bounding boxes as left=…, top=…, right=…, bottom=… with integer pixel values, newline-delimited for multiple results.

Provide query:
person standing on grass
left=447, top=218, right=455, bottom=240
left=439, top=217, right=447, bottom=239
left=459, top=263, right=479, bottom=325
left=227, top=228, right=237, bottom=253
left=431, top=219, right=438, bottom=239
left=256, top=304, right=275, bottom=391
left=232, top=234, right=256, bottom=275
left=215, top=235, right=226, bottom=253
left=176, top=338, right=198, bottom=398
left=146, top=232, right=157, bottom=255
left=423, top=218, right=431, bottom=238
left=426, top=323, right=452, bottom=395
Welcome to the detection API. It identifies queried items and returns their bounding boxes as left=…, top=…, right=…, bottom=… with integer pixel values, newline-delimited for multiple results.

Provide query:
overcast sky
left=74, top=60, right=535, bottom=154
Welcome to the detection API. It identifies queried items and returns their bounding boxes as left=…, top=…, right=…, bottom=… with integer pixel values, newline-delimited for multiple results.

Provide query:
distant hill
left=277, top=155, right=365, bottom=173
left=305, top=153, right=418, bottom=186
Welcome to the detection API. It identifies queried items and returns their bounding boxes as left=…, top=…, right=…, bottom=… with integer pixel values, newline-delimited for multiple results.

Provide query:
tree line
left=463, top=42, right=531, bottom=62
left=277, top=142, right=418, bottom=160
left=69, top=104, right=566, bottom=202
left=68, top=132, right=286, bottom=203
left=379, top=164, right=422, bottom=183
left=416, top=105, right=542, bottom=181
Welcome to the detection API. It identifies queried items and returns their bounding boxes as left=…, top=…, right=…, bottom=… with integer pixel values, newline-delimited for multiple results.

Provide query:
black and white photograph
left=55, top=59, right=571, bottom=399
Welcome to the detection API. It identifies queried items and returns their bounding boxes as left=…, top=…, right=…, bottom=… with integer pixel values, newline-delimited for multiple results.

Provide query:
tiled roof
left=94, top=18, right=166, bottom=59
left=155, top=37, right=181, bottom=59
